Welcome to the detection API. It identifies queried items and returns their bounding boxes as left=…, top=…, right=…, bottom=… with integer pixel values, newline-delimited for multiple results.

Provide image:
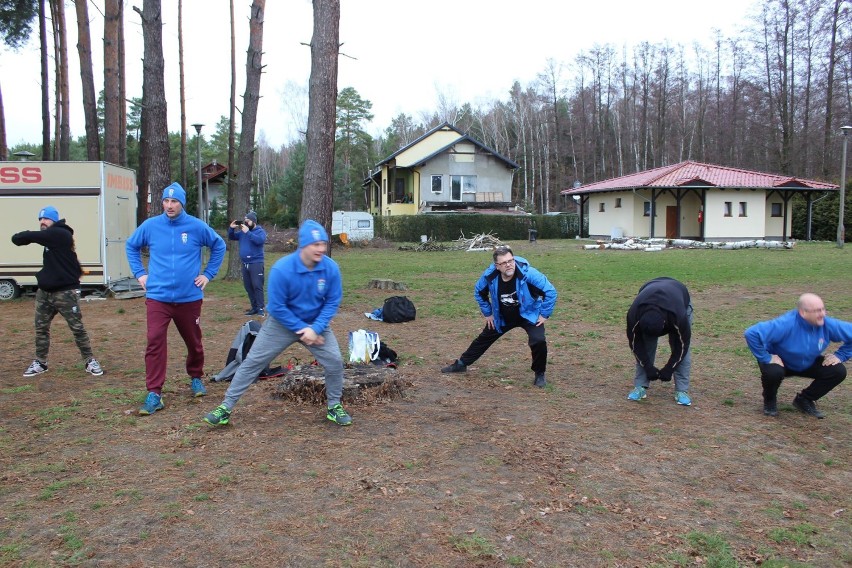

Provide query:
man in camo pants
left=11, top=206, right=103, bottom=377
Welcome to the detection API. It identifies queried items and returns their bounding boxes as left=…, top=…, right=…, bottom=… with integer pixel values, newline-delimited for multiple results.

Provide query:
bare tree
left=117, top=0, right=126, bottom=165
left=301, top=0, right=340, bottom=232
left=73, top=0, right=100, bottom=160
left=229, top=0, right=265, bottom=278
left=225, top=0, right=238, bottom=277
left=39, top=0, right=49, bottom=159
left=103, top=0, right=121, bottom=164
left=821, top=0, right=842, bottom=178
left=135, top=0, right=170, bottom=211
left=178, top=0, right=187, bottom=189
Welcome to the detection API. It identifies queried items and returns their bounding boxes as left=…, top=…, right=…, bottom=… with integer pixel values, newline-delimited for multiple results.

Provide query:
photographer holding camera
left=228, top=211, right=267, bottom=316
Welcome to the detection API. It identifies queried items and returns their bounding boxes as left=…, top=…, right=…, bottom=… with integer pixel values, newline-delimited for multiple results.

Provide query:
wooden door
left=666, top=206, right=678, bottom=238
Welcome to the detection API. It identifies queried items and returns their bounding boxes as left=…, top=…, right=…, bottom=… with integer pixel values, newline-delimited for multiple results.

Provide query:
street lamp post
left=838, top=125, right=852, bottom=248
left=192, top=123, right=204, bottom=222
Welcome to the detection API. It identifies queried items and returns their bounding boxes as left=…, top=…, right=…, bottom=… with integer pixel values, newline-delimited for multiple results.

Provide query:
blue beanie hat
left=298, top=219, right=329, bottom=248
left=162, top=182, right=187, bottom=207
left=38, top=206, right=60, bottom=223
left=246, top=211, right=258, bottom=224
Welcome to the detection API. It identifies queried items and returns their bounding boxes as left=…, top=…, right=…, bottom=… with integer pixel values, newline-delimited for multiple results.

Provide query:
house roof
left=376, top=122, right=519, bottom=170
left=562, top=161, right=838, bottom=195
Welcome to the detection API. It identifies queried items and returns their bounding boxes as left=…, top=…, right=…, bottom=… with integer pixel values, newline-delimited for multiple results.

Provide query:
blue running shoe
left=627, top=386, right=647, bottom=401
left=326, top=403, right=352, bottom=426
left=139, top=392, right=164, bottom=415
left=675, top=391, right=692, bottom=406
left=190, top=377, right=207, bottom=397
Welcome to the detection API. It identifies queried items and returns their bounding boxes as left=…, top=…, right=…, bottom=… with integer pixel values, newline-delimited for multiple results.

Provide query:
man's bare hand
left=297, top=327, right=324, bottom=346
left=823, top=353, right=841, bottom=366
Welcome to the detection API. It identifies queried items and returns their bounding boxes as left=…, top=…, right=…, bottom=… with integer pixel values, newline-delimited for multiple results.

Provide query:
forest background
left=0, top=0, right=850, bottom=241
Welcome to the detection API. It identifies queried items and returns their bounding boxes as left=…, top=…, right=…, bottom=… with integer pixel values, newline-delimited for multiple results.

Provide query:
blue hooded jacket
left=474, top=255, right=557, bottom=333
left=228, top=223, right=267, bottom=264
left=266, top=221, right=341, bottom=334
left=744, top=309, right=852, bottom=372
left=126, top=208, right=226, bottom=303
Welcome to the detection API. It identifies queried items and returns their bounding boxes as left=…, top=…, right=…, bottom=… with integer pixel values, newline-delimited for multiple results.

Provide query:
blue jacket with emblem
left=744, top=309, right=852, bottom=372
left=228, top=224, right=267, bottom=264
left=474, top=255, right=557, bottom=333
left=266, top=251, right=342, bottom=335
left=126, top=209, right=226, bottom=303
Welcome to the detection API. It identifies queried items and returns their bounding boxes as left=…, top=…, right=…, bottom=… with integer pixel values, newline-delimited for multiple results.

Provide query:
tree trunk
left=0, top=83, right=6, bottom=160
left=178, top=0, right=187, bottom=190
left=135, top=1, right=170, bottom=208
left=821, top=0, right=841, bottom=178
left=301, top=0, right=340, bottom=235
left=73, top=0, right=100, bottom=160
left=117, top=1, right=127, bottom=165
left=233, top=0, right=265, bottom=277
left=103, top=0, right=121, bottom=165
left=39, top=0, right=50, bottom=160
left=226, top=0, right=240, bottom=279
left=50, top=0, right=70, bottom=160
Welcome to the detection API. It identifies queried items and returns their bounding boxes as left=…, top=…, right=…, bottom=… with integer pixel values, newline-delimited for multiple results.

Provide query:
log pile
left=398, top=238, right=456, bottom=252
left=456, top=232, right=505, bottom=251
left=584, top=238, right=795, bottom=251
left=273, top=363, right=407, bottom=404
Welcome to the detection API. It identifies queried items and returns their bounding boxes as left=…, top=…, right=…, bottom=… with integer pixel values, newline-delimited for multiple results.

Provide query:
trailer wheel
left=0, top=279, right=21, bottom=301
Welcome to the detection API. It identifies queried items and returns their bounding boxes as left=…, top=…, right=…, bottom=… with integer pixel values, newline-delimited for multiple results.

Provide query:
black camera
left=233, top=220, right=243, bottom=226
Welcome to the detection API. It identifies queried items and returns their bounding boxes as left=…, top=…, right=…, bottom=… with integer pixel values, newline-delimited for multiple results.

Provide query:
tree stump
left=367, top=279, right=407, bottom=291
left=273, top=364, right=406, bottom=404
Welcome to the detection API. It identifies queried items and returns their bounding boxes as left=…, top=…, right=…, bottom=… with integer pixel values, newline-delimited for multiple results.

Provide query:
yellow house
left=366, top=122, right=520, bottom=216
left=562, top=161, right=838, bottom=241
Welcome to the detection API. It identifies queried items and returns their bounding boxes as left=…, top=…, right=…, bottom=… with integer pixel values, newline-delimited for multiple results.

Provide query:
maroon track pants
left=144, top=298, right=204, bottom=394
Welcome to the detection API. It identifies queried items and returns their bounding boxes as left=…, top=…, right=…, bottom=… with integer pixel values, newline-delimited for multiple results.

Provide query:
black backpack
left=382, top=296, right=416, bottom=323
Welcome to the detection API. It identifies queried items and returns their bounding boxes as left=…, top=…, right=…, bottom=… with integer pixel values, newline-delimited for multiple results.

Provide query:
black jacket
left=12, top=220, right=83, bottom=292
left=626, top=277, right=691, bottom=379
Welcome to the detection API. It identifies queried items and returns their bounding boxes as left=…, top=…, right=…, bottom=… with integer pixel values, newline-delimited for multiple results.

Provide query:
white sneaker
left=23, top=360, right=48, bottom=377
left=85, top=358, right=104, bottom=376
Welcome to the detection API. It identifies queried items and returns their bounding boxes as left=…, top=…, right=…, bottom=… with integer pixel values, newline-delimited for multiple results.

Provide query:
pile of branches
left=584, top=237, right=795, bottom=251
left=398, top=238, right=456, bottom=252
left=273, top=363, right=408, bottom=404
left=456, top=231, right=505, bottom=251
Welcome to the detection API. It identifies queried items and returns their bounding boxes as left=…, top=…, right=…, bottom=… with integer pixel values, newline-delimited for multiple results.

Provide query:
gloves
left=646, top=367, right=661, bottom=381
left=658, top=368, right=673, bottom=382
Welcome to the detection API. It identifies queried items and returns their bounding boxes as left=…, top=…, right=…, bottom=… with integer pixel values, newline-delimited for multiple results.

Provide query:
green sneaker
left=326, top=403, right=352, bottom=426
left=139, top=392, right=164, bottom=415
left=204, top=404, right=231, bottom=426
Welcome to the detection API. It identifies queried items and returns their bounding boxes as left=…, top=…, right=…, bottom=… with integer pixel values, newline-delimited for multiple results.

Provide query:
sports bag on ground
left=382, top=296, right=416, bottom=323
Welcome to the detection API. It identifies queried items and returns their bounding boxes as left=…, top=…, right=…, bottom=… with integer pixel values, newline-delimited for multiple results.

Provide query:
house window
left=615, top=198, right=622, bottom=208
left=739, top=202, right=748, bottom=217
left=431, top=175, right=442, bottom=194
left=394, top=178, right=406, bottom=202
left=643, top=202, right=655, bottom=217
left=724, top=202, right=732, bottom=217
left=771, top=203, right=782, bottom=217
left=598, top=202, right=606, bottom=212
left=450, top=175, right=477, bottom=201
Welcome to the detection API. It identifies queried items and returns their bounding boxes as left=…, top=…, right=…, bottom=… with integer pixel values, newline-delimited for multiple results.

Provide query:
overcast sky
left=1, top=0, right=758, bottom=149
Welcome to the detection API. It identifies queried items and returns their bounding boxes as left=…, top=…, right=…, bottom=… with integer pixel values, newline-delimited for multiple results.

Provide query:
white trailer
left=0, top=161, right=137, bottom=300
left=331, top=211, right=374, bottom=241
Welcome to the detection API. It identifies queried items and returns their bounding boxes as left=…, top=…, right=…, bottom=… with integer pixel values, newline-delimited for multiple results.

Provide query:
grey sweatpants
left=221, top=316, right=344, bottom=409
left=633, top=303, right=694, bottom=392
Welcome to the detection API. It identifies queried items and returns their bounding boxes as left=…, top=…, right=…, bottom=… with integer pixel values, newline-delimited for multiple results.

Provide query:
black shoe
left=533, top=373, right=547, bottom=388
left=257, top=308, right=266, bottom=317
left=244, top=308, right=258, bottom=316
left=793, top=394, right=825, bottom=419
left=763, top=399, right=778, bottom=416
left=441, top=359, right=467, bottom=373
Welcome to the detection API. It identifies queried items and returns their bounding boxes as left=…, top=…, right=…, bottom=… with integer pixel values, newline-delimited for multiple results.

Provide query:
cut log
left=273, top=363, right=407, bottom=404
left=367, top=279, right=407, bottom=290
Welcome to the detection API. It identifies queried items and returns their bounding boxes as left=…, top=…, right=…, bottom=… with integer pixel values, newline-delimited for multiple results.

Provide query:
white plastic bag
left=348, top=329, right=381, bottom=363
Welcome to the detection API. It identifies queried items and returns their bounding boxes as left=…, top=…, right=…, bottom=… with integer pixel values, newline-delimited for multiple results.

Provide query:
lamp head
left=192, top=123, right=204, bottom=134
left=841, top=125, right=852, bottom=136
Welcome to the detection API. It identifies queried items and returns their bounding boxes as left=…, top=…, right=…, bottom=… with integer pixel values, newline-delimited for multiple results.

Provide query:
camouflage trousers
left=33, top=288, right=94, bottom=363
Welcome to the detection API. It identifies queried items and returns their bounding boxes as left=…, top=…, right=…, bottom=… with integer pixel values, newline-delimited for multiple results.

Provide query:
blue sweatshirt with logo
left=744, top=309, right=852, bottom=372
left=126, top=210, right=226, bottom=303
left=266, top=251, right=342, bottom=335
left=228, top=224, right=267, bottom=264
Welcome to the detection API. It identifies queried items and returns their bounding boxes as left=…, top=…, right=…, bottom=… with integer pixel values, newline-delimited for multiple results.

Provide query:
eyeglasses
left=495, top=257, right=515, bottom=268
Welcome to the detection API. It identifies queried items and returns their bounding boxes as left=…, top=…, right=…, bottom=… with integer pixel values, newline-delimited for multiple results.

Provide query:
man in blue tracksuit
left=744, top=293, right=851, bottom=418
left=441, top=245, right=558, bottom=388
left=228, top=210, right=267, bottom=316
left=204, top=219, right=352, bottom=427
left=126, top=182, right=226, bottom=415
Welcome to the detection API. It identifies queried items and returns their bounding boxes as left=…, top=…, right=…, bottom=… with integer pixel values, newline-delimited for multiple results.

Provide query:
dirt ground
left=0, top=279, right=850, bottom=567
